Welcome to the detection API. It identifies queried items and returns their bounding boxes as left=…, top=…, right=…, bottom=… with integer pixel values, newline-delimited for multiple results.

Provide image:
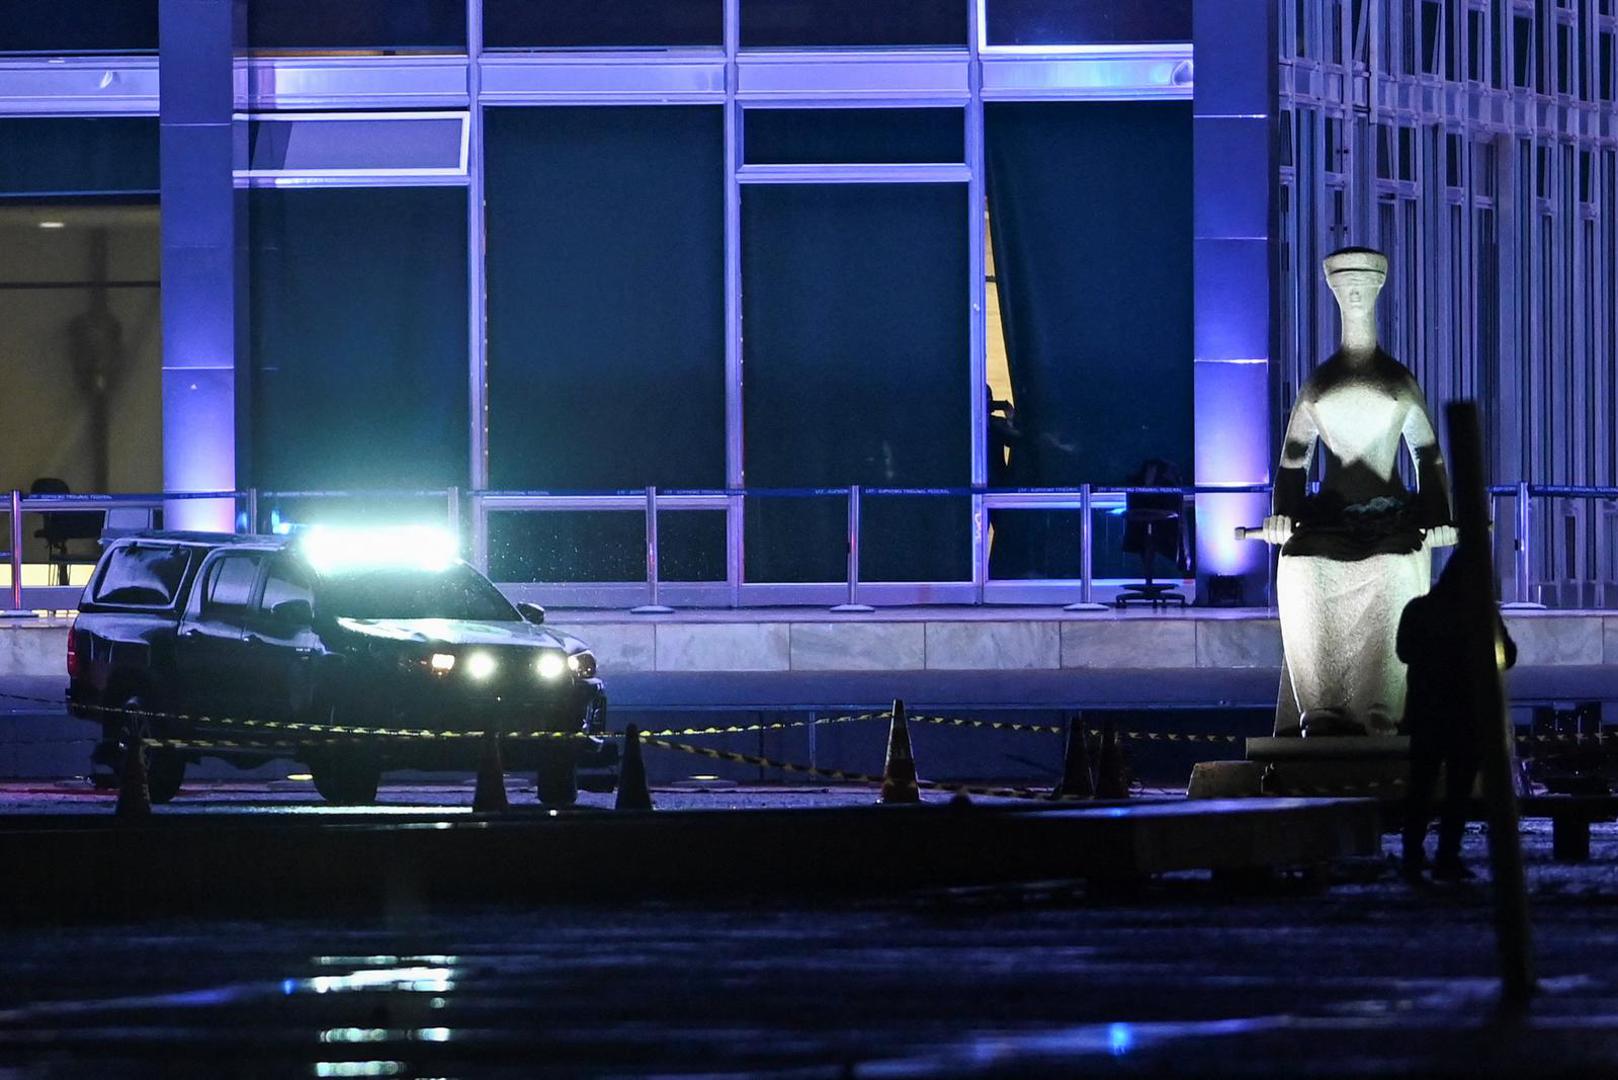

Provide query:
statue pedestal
left=1188, top=736, right=1410, bottom=799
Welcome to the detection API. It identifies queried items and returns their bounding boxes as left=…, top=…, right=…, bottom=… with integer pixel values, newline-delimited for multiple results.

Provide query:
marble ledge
left=654, top=622, right=791, bottom=672
left=790, top=622, right=926, bottom=671
left=924, top=621, right=1061, bottom=670
left=1504, top=613, right=1604, bottom=667
left=1061, top=619, right=1196, bottom=669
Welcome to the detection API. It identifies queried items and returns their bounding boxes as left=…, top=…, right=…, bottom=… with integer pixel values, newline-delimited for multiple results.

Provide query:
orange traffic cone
left=1095, top=716, right=1131, bottom=800
left=616, top=724, right=653, bottom=811
left=115, top=732, right=151, bottom=818
left=1053, top=713, right=1095, bottom=800
left=880, top=699, right=921, bottom=805
left=472, top=731, right=509, bottom=813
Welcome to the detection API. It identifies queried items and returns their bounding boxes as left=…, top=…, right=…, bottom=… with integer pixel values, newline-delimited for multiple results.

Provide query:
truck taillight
left=65, top=619, right=79, bottom=679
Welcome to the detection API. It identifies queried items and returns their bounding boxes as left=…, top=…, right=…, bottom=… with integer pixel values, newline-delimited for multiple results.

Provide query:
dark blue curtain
left=0, top=3, right=158, bottom=52
left=744, top=109, right=964, bottom=165
left=484, top=106, right=725, bottom=583
left=742, top=0, right=965, bottom=47
left=485, top=0, right=720, bottom=47
left=985, top=0, right=1191, bottom=46
left=742, top=183, right=970, bottom=583
left=0, top=119, right=158, bottom=195
left=245, top=1, right=465, bottom=50
left=248, top=187, right=468, bottom=493
left=985, top=101, right=1193, bottom=578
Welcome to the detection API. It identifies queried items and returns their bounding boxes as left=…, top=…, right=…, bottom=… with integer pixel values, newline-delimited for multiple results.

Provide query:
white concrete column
left=1192, top=0, right=1277, bottom=601
left=159, top=0, right=238, bottom=530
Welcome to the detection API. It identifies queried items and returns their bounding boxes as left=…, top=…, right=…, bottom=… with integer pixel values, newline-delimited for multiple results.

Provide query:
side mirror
left=516, top=601, right=546, bottom=625
left=271, top=598, right=314, bottom=628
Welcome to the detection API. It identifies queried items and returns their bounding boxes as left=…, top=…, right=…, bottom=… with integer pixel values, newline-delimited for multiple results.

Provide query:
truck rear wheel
left=308, top=746, right=381, bottom=805
left=118, top=695, right=185, bottom=805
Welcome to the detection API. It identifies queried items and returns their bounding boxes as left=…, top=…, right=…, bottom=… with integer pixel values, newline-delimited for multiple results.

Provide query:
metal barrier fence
left=1, top=481, right=1613, bottom=611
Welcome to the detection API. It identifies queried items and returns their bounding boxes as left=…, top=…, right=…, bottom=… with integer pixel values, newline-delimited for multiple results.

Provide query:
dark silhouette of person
left=986, top=385, right=1031, bottom=579
left=1397, top=549, right=1516, bottom=881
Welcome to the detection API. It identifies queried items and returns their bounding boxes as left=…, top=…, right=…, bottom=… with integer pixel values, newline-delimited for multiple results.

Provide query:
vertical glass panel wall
left=248, top=187, right=469, bottom=532
left=984, top=102, right=1193, bottom=580
left=484, top=107, right=726, bottom=584
left=0, top=119, right=162, bottom=585
left=742, top=183, right=971, bottom=583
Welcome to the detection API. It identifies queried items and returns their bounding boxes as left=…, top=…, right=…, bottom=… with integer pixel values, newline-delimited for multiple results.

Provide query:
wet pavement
left=0, top=817, right=1617, bottom=1077
left=0, top=779, right=1038, bottom=814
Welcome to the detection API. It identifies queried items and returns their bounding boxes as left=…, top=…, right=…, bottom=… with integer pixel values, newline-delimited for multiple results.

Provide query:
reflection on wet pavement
left=2, top=827, right=1618, bottom=1076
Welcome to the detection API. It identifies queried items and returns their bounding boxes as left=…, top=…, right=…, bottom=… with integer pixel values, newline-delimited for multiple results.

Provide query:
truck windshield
left=317, top=564, right=521, bottom=622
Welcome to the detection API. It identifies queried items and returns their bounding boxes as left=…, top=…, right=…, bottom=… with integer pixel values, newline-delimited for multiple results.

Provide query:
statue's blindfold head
left=1323, top=246, right=1388, bottom=280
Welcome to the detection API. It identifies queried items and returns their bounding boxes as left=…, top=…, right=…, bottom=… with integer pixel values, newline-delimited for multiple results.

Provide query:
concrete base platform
left=1246, top=736, right=1411, bottom=760
left=0, top=797, right=1381, bottom=919
left=1190, top=737, right=1414, bottom=799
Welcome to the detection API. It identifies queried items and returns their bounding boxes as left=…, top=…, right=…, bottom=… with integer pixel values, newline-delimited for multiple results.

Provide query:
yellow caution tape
left=29, top=693, right=889, bottom=744
left=909, top=713, right=1243, bottom=745
left=643, top=736, right=1111, bottom=803
left=6, top=688, right=1613, bottom=752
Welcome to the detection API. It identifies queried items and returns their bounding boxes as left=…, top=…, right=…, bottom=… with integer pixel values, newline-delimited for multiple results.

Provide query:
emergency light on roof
left=296, top=525, right=459, bottom=573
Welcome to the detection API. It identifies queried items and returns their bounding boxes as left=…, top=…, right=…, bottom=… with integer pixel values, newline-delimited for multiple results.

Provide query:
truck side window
left=258, top=559, right=314, bottom=618
left=202, top=555, right=261, bottom=619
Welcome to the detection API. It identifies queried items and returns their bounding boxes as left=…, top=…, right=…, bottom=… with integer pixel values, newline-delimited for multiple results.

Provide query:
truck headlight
left=428, top=653, right=456, bottom=675
left=566, top=651, right=597, bottom=679
left=465, top=652, right=498, bottom=680
left=535, top=652, right=567, bottom=680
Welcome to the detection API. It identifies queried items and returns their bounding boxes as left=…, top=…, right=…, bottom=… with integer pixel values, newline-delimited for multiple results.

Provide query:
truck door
left=175, top=551, right=264, bottom=719
left=244, top=555, right=322, bottom=723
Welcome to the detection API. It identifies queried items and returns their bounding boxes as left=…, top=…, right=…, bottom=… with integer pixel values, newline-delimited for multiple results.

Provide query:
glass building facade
left=36, top=3, right=1610, bottom=610
left=0, top=0, right=1211, bottom=607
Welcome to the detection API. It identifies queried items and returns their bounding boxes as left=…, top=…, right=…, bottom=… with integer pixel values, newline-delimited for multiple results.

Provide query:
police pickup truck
left=67, top=526, right=611, bottom=806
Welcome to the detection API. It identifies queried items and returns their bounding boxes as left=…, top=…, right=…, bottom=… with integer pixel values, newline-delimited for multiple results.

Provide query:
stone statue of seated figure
left=1260, top=247, right=1457, bottom=737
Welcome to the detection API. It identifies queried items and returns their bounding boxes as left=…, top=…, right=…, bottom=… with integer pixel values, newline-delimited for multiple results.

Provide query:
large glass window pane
left=485, top=106, right=725, bottom=580
left=0, top=1, right=156, bottom=53
left=490, top=511, right=645, bottom=583
left=743, top=184, right=970, bottom=584
left=0, top=202, right=162, bottom=497
left=985, top=0, right=1191, bottom=46
left=0, top=118, right=162, bottom=523
left=986, top=505, right=1192, bottom=582
left=744, top=109, right=964, bottom=165
left=488, top=509, right=725, bottom=584
left=248, top=187, right=468, bottom=492
left=984, top=102, right=1192, bottom=580
left=486, top=107, right=723, bottom=491
left=485, top=0, right=721, bottom=48
left=246, top=0, right=465, bottom=52
left=742, top=0, right=966, bottom=48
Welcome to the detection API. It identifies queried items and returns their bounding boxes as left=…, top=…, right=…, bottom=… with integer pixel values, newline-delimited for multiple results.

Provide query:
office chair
left=30, top=478, right=103, bottom=586
left=1115, top=458, right=1188, bottom=609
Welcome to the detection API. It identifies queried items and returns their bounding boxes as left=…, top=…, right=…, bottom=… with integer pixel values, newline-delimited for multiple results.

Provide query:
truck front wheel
left=536, top=745, right=578, bottom=808
left=308, top=746, right=381, bottom=805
